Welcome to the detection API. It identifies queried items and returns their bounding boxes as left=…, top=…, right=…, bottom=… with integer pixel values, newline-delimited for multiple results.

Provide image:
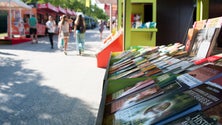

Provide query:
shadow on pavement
left=0, top=57, right=96, bottom=125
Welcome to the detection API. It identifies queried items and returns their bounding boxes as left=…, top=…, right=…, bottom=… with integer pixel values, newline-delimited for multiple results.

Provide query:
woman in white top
left=46, top=16, right=56, bottom=49
left=59, top=15, right=70, bottom=55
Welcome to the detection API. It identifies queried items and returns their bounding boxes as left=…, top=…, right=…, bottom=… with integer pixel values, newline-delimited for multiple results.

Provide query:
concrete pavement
left=0, top=28, right=111, bottom=125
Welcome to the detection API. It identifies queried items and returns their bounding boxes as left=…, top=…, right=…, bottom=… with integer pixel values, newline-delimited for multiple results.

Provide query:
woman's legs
left=63, top=37, right=68, bottom=55
left=76, top=33, right=85, bottom=55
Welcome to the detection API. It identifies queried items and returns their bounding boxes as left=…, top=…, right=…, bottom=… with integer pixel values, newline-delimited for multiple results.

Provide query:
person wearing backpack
left=74, top=14, right=86, bottom=55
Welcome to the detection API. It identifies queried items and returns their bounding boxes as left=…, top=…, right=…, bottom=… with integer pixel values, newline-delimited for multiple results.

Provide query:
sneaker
left=64, top=51, right=67, bottom=55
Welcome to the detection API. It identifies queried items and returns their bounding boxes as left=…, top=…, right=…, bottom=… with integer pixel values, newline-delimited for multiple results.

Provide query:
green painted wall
left=119, top=0, right=157, bottom=50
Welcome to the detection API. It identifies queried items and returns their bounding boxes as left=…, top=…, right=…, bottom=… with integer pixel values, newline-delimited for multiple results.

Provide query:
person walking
left=29, top=14, right=38, bottom=43
left=98, top=20, right=104, bottom=40
left=74, top=14, right=86, bottom=55
left=58, top=15, right=70, bottom=55
left=46, top=16, right=56, bottom=49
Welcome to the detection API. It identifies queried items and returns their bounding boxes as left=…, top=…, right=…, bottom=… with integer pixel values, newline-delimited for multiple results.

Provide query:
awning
left=58, top=6, right=66, bottom=15
left=66, top=8, right=73, bottom=16
left=72, top=10, right=76, bottom=16
left=0, top=0, right=31, bottom=10
left=37, top=3, right=58, bottom=13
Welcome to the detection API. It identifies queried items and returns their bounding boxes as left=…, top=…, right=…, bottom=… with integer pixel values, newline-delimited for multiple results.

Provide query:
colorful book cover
left=166, top=111, right=217, bottom=125
left=177, top=64, right=222, bottom=88
left=109, top=63, right=136, bottom=77
left=103, top=92, right=201, bottom=125
left=206, top=75, right=222, bottom=89
left=185, top=28, right=199, bottom=52
left=105, top=79, right=188, bottom=115
left=194, top=53, right=222, bottom=65
left=105, top=78, right=154, bottom=104
left=125, top=70, right=145, bottom=78
left=109, top=59, right=132, bottom=72
left=184, top=83, right=222, bottom=110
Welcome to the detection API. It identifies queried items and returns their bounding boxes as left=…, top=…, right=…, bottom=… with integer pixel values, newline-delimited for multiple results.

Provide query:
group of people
left=29, top=14, right=86, bottom=56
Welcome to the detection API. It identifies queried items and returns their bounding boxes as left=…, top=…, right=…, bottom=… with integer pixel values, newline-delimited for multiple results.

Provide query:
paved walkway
left=0, top=28, right=111, bottom=125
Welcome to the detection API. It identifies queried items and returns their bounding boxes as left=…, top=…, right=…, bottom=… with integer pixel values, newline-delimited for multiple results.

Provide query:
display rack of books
left=97, top=46, right=222, bottom=125
left=96, top=17, right=222, bottom=125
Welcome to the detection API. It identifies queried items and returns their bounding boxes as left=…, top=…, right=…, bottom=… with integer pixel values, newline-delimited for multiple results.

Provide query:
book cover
left=205, top=16, right=222, bottom=28
left=184, top=83, right=222, bottom=110
left=109, top=63, right=137, bottom=77
left=206, top=28, right=221, bottom=57
left=103, top=92, right=201, bottom=125
left=105, top=78, right=155, bottom=104
left=185, top=28, right=199, bottom=52
left=109, top=59, right=134, bottom=74
left=166, top=111, right=217, bottom=125
left=106, top=73, right=176, bottom=104
left=125, top=70, right=145, bottom=78
left=105, top=84, right=163, bottom=115
left=105, top=79, right=188, bottom=115
left=204, top=102, right=222, bottom=124
left=108, top=67, right=140, bottom=80
left=189, top=28, right=218, bottom=59
left=194, top=53, right=222, bottom=65
left=145, top=68, right=162, bottom=77
left=162, top=60, right=194, bottom=74
left=177, top=64, right=222, bottom=88
left=206, top=75, right=222, bottom=89
left=193, top=20, right=207, bottom=30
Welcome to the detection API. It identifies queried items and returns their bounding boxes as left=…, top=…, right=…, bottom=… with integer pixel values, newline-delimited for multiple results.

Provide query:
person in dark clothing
left=46, top=16, right=56, bottom=49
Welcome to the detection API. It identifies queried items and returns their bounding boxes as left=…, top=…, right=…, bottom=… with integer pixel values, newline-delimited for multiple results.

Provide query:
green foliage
left=22, top=0, right=108, bottom=20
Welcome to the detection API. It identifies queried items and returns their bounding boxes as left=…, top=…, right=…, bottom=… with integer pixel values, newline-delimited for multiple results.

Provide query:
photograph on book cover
left=109, top=92, right=201, bottom=125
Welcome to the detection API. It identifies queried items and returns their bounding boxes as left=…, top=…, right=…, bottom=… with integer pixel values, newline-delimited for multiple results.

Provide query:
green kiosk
left=118, top=0, right=158, bottom=50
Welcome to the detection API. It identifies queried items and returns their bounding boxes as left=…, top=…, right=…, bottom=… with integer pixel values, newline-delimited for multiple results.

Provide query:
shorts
left=61, top=32, right=70, bottom=38
left=30, top=28, right=37, bottom=35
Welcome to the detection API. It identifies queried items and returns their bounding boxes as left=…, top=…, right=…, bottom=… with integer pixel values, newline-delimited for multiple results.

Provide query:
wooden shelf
left=131, top=28, right=157, bottom=32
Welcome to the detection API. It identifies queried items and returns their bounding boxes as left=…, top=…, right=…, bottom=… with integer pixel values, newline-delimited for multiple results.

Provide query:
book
left=177, top=64, right=222, bottom=88
left=103, top=92, right=201, bottom=125
left=105, top=79, right=188, bottom=115
left=206, top=28, right=221, bottom=57
left=184, top=83, right=222, bottom=110
left=125, top=70, right=145, bottom=78
left=193, top=20, right=207, bottom=30
left=185, top=28, right=199, bottom=52
left=105, top=78, right=155, bottom=104
left=162, top=60, right=194, bottom=74
left=106, top=73, right=176, bottom=104
left=205, top=75, right=222, bottom=89
left=166, top=111, right=217, bottom=125
left=205, top=16, right=222, bottom=28
left=204, top=102, right=222, bottom=124
left=189, top=28, right=219, bottom=60
left=194, top=53, right=222, bottom=65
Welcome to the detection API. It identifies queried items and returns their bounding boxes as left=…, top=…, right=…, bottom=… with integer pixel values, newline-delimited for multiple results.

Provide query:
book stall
left=96, top=16, right=222, bottom=125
